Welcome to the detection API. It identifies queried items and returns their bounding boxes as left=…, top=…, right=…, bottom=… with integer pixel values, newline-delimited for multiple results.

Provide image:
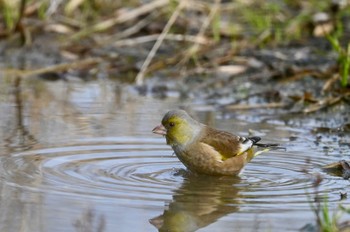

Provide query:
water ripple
left=0, top=136, right=348, bottom=211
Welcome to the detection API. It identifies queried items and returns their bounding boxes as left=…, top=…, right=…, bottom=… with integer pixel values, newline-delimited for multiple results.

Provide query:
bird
left=152, top=109, right=279, bottom=176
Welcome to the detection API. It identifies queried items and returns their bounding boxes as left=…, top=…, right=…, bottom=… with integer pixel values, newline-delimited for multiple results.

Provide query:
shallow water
left=0, top=78, right=349, bottom=232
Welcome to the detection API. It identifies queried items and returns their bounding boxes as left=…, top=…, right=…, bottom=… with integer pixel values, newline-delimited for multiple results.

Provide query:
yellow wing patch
left=253, top=148, right=270, bottom=157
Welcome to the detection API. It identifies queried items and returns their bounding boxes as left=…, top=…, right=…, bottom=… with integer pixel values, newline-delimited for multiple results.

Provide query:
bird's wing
left=200, top=127, right=255, bottom=160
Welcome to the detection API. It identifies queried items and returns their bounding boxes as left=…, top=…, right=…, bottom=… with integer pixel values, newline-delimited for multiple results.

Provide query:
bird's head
left=152, top=110, right=202, bottom=146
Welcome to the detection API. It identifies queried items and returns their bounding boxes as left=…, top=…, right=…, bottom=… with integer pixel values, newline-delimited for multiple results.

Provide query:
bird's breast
left=171, top=145, right=195, bottom=167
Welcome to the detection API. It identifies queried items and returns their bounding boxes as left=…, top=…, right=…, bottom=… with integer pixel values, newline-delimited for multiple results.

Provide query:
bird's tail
left=255, top=143, right=285, bottom=150
left=249, top=136, right=285, bottom=150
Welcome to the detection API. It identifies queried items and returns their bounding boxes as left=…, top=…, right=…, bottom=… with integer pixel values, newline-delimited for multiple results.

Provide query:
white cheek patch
left=237, top=137, right=254, bottom=155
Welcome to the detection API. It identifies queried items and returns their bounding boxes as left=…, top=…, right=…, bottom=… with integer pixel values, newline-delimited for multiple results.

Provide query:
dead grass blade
left=135, top=0, right=187, bottom=85
left=322, top=73, right=339, bottom=92
left=100, top=13, right=158, bottom=45
left=71, top=0, right=169, bottom=40
left=179, top=0, right=221, bottom=67
left=114, top=34, right=209, bottom=47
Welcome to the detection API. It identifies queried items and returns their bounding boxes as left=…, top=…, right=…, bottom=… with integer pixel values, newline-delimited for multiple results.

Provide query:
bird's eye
left=169, top=122, right=175, bottom=127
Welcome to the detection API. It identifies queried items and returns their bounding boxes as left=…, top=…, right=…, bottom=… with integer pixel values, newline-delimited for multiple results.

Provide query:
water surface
left=0, top=78, right=349, bottom=232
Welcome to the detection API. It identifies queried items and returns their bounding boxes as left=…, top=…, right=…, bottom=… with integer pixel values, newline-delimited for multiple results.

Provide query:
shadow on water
left=73, top=208, right=106, bottom=232
left=150, top=172, right=241, bottom=232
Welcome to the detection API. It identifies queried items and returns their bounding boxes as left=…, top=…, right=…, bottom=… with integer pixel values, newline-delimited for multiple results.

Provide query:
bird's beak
left=152, top=124, right=167, bottom=136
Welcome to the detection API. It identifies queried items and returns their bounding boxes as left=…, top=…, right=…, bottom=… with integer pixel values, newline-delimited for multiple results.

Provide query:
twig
left=14, top=0, right=30, bottom=45
left=135, top=0, right=187, bottom=85
left=303, top=94, right=350, bottom=114
left=278, top=69, right=326, bottom=83
left=14, top=0, right=26, bottom=31
left=2, top=57, right=101, bottom=78
left=71, top=0, right=169, bottom=40
left=225, top=102, right=286, bottom=110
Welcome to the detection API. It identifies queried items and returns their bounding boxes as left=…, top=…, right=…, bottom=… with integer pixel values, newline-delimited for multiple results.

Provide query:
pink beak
left=152, top=124, right=167, bottom=136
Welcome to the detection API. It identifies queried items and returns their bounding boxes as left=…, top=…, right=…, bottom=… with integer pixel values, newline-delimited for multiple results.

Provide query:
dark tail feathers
left=249, top=136, right=261, bottom=144
left=249, top=136, right=285, bottom=150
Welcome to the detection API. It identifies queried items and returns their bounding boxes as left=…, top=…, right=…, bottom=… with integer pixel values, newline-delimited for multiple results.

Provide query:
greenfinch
left=152, top=110, right=278, bottom=176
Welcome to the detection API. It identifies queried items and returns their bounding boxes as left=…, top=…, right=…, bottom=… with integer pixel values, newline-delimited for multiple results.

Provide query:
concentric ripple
left=0, top=136, right=348, bottom=211
left=0, top=137, right=183, bottom=205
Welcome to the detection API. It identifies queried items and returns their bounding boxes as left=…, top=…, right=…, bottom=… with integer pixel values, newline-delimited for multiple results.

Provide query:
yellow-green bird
left=152, top=110, right=278, bottom=176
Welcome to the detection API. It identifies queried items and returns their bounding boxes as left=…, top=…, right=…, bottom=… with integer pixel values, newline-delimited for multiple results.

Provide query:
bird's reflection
left=150, top=171, right=242, bottom=232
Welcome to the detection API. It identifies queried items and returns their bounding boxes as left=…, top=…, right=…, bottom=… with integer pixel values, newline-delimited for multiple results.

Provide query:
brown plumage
left=200, top=127, right=257, bottom=160
left=153, top=110, right=277, bottom=176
